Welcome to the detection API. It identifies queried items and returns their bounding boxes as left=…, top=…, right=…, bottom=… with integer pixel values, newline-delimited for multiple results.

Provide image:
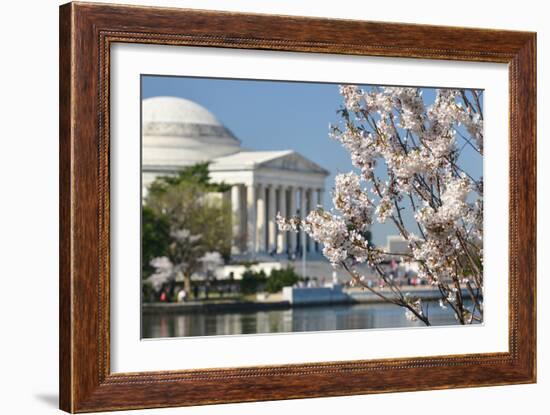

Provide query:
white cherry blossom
left=279, top=85, right=484, bottom=326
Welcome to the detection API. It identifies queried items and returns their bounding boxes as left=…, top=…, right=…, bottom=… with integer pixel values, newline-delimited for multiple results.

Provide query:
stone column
left=276, top=186, right=287, bottom=254
left=316, top=188, right=324, bottom=252
left=230, top=185, right=242, bottom=254
left=267, top=185, right=277, bottom=254
left=317, top=188, right=324, bottom=208
left=299, top=187, right=307, bottom=254
left=305, top=188, right=313, bottom=253
left=288, top=186, right=297, bottom=254
left=256, top=183, right=266, bottom=253
left=246, top=184, right=256, bottom=256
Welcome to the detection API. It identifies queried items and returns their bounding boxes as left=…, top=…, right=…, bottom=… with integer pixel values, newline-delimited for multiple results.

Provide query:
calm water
left=142, top=301, right=475, bottom=338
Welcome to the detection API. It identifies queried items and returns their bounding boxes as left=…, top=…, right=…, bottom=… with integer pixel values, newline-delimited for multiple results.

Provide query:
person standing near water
left=177, top=289, right=187, bottom=303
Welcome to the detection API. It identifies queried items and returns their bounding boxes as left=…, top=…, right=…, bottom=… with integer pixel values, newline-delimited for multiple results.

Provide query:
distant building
left=385, top=235, right=411, bottom=256
left=142, top=96, right=329, bottom=259
left=384, top=235, right=420, bottom=280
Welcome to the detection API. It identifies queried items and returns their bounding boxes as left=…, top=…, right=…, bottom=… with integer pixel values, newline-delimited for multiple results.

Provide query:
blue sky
left=142, top=75, right=482, bottom=246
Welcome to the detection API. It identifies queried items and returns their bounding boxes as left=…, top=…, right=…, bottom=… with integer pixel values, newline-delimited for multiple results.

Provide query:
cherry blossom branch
left=279, top=85, right=484, bottom=326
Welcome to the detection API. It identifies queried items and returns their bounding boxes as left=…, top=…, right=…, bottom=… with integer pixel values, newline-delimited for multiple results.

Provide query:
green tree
left=141, top=206, right=170, bottom=278
left=265, top=266, right=300, bottom=293
left=147, top=162, right=230, bottom=197
left=144, top=163, right=232, bottom=296
left=239, top=268, right=267, bottom=295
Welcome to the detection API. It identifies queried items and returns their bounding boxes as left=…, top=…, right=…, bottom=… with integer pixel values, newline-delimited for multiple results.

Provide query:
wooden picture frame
left=59, top=2, right=536, bottom=412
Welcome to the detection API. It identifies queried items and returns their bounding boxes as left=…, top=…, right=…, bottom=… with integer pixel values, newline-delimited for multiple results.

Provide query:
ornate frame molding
left=60, top=2, right=536, bottom=412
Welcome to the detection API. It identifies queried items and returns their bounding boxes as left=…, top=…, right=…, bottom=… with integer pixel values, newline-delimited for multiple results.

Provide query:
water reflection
left=142, top=301, right=473, bottom=338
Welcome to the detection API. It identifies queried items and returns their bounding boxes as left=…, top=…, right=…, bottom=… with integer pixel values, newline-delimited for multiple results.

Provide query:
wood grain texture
left=59, top=2, right=537, bottom=412
left=59, top=3, right=73, bottom=411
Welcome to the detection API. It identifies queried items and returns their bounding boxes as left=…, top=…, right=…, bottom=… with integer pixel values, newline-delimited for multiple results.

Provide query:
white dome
left=143, top=96, right=221, bottom=126
left=142, top=97, right=242, bottom=183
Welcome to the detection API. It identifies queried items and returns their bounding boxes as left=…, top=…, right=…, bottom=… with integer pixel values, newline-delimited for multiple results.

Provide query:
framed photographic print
left=59, top=2, right=536, bottom=412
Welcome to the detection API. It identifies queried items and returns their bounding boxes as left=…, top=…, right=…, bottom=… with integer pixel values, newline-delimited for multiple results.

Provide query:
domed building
left=142, top=96, right=329, bottom=259
left=142, top=97, right=242, bottom=186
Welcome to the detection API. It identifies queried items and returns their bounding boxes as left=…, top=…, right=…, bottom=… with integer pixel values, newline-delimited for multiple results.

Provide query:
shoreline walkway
left=143, top=286, right=474, bottom=315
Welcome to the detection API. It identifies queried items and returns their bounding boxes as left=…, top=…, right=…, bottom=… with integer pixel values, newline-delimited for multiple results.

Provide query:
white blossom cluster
left=404, top=297, right=424, bottom=322
left=385, top=87, right=426, bottom=133
left=279, top=85, right=484, bottom=325
left=428, top=89, right=484, bottom=153
left=148, top=256, right=177, bottom=292
left=147, top=228, right=219, bottom=292
left=332, top=172, right=373, bottom=231
left=375, top=194, right=394, bottom=224
left=340, top=85, right=364, bottom=112
left=276, top=207, right=371, bottom=265
left=170, top=228, right=202, bottom=244
left=416, top=173, right=471, bottom=238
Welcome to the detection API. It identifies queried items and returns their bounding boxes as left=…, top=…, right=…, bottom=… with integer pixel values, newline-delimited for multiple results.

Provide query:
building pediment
left=210, top=150, right=329, bottom=176
left=259, top=152, right=328, bottom=175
